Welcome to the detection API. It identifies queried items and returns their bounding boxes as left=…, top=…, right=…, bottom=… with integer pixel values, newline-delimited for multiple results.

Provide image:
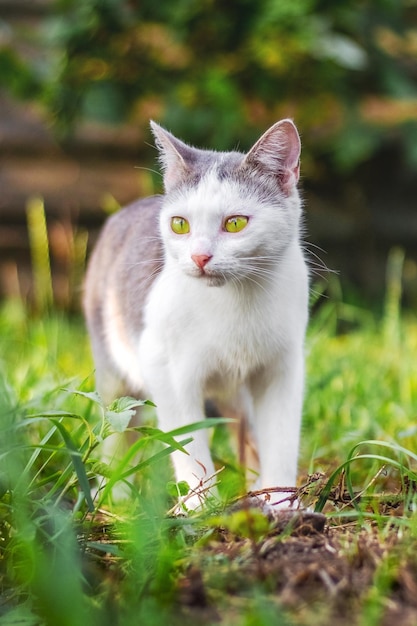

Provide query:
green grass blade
left=97, top=437, right=194, bottom=505
left=315, top=453, right=417, bottom=513
left=50, top=420, right=95, bottom=511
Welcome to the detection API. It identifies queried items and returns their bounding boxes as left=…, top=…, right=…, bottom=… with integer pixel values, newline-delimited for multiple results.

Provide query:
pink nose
left=191, top=254, right=212, bottom=269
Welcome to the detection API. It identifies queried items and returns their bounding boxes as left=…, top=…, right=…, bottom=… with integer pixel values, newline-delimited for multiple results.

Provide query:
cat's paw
left=246, top=487, right=299, bottom=511
left=230, top=494, right=326, bottom=536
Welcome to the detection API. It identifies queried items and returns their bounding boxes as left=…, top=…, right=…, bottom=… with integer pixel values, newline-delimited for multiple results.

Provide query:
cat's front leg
left=139, top=335, right=216, bottom=508
left=251, top=352, right=304, bottom=508
left=152, top=388, right=217, bottom=509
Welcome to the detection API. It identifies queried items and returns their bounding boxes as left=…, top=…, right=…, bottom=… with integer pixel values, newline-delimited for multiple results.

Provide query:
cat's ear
left=150, top=121, right=196, bottom=191
left=244, top=119, right=301, bottom=193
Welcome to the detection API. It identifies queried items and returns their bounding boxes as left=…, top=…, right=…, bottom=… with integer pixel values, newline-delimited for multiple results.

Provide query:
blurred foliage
left=1, top=0, right=417, bottom=178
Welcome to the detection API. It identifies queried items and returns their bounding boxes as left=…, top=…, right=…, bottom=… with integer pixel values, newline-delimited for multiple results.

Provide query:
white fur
left=139, top=241, right=308, bottom=495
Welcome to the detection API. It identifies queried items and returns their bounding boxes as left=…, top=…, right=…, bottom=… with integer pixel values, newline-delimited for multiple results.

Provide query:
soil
left=83, top=476, right=417, bottom=626
left=176, top=513, right=417, bottom=626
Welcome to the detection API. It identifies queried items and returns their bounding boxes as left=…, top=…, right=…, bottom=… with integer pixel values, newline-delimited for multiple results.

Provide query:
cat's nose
left=191, top=254, right=212, bottom=269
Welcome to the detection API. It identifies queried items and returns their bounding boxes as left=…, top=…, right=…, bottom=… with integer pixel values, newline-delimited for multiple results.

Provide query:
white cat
left=83, top=119, right=309, bottom=506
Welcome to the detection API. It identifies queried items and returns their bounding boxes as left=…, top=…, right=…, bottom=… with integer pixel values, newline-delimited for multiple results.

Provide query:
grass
left=0, top=268, right=417, bottom=625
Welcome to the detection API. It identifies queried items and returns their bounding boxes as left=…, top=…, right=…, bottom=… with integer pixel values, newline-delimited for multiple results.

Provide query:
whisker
left=124, top=257, right=165, bottom=270
left=124, top=236, right=162, bottom=245
left=305, top=241, right=328, bottom=255
left=302, top=243, right=337, bottom=276
left=133, top=165, right=163, bottom=178
left=228, top=267, right=274, bottom=296
left=128, top=269, right=163, bottom=299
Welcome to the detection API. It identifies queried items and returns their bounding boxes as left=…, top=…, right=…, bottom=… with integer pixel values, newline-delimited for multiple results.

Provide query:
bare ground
left=84, top=474, right=417, bottom=626
left=178, top=519, right=417, bottom=626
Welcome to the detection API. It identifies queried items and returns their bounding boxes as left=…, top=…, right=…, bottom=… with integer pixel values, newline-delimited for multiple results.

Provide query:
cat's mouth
left=191, top=267, right=226, bottom=287
left=204, top=274, right=226, bottom=287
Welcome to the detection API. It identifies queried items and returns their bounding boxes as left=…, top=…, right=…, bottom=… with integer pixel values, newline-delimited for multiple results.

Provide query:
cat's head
left=151, top=119, right=302, bottom=287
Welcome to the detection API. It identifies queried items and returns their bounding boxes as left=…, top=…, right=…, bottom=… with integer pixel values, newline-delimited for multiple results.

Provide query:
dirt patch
left=175, top=510, right=417, bottom=626
left=81, top=476, right=417, bottom=626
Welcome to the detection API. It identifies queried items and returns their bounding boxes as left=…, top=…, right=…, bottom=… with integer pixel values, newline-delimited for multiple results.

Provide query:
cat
left=83, top=118, right=309, bottom=508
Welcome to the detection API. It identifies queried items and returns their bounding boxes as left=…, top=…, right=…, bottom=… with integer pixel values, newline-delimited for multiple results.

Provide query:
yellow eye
left=171, top=216, right=190, bottom=235
left=224, top=216, right=248, bottom=233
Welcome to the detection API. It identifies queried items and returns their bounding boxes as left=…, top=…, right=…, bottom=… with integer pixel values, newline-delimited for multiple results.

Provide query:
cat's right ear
left=150, top=121, right=196, bottom=192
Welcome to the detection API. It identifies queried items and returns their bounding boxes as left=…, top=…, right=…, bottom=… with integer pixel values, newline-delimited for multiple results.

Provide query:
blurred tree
left=1, top=0, right=417, bottom=178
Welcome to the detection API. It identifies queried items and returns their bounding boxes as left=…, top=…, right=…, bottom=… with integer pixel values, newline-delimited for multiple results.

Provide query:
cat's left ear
left=150, top=121, right=196, bottom=192
left=244, top=119, right=301, bottom=194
